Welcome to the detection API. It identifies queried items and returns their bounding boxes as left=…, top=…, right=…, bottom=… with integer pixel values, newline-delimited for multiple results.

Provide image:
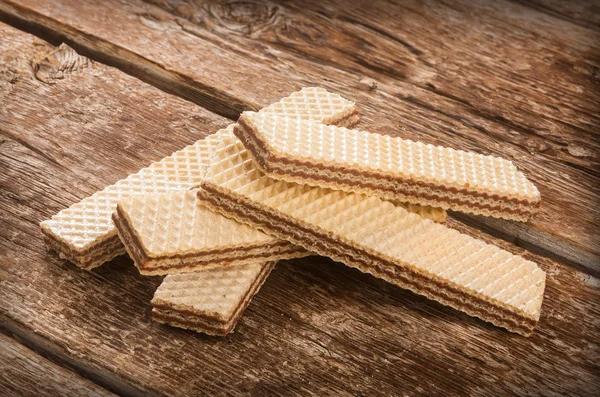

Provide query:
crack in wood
left=0, top=2, right=246, bottom=120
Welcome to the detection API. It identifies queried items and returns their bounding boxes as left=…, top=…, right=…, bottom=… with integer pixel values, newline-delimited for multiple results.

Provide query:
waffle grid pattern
left=241, top=112, right=539, bottom=206
left=41, top=129, right=227, bottom=250
left=41, top=87, right=357, bottom=268
left=153, top=262, right=270, bottom=321
left=115, top=190, right=307, bottom=275
left=119, top=190, right=275, bottom=256
left=201, top=135, right=546, bottom=331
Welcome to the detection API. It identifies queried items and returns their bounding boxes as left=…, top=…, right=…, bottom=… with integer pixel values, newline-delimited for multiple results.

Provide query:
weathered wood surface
left=2, top=23, right=600, bottom=397
left=0, top=333, right=117, bottom=397
left=1, top=0, right=598, bottom=273
left=514, top=0, right=600, bottom=30
left=0, top=22, right=229, bottom=212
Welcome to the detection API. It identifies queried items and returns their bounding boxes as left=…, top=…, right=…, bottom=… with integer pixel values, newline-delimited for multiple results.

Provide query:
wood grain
left=1, top=0, right=598, bottom=273
left=0, top=22, right=229, bottom=212
left=514, top=0, right=600, bottom=30
left=1, top=22, right=600, bottom=397
left=0, top=333, right=116, bottom=397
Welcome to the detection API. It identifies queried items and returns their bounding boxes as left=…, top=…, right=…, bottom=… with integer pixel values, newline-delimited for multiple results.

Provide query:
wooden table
left=1, top=1, right=598, bottom=395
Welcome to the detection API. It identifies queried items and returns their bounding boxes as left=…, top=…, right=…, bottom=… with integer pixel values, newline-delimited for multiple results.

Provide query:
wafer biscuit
left=40, top=87, right=359, bottom=269
left=198, top=135, right=546, bottom=336
left=114, top=185, right=443, bottom=275
left=152, top=261, right=275, bottom=335
left=113, top=190, right=309, bottom=275
left=234, top=113, right=541, bottom=221
left=41, top=130, right=227, bottom=270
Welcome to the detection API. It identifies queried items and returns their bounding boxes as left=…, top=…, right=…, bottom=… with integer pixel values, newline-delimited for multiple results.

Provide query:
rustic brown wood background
left=1, top=0, right=598, bottom=396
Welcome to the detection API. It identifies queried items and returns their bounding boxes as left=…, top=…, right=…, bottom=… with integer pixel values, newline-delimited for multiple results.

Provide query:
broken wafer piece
left=40, top=87, right=359, bottom=269
left=198, top=134, right=546, bottom=336
left=152, top=261, right=276, bottom=335
left=113, top=190, right=309, bottom=275
left=234, top=113, right=541, bottom=221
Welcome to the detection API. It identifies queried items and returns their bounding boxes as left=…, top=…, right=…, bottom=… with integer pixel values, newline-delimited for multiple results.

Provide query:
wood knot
left=205, top=1, right=280, bottom=36
left=359, top=77, right=378, bottom=91
left=32, top=43, right=92, bottom=84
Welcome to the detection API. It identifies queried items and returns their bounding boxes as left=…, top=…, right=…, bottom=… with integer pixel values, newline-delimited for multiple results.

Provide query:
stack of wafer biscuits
left=198, top=133, right=545, bottom=336
left=113, top=190, right=310, bottom=275
left=42, top=87, right=545, bottom=337
left=41, top=88, right=367, bottom=334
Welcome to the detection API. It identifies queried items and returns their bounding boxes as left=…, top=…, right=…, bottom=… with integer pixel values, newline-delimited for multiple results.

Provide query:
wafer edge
left=40, top=104, right=358, bottom=269
left=41, top=227, right=124, bottom=270
left=152, top=262, right=276, bottom=335
left=234, top=118, right=539, bottom=221
left=112, top=206, right=308, bottom=275
left=198, top=185, right=543, bottom=336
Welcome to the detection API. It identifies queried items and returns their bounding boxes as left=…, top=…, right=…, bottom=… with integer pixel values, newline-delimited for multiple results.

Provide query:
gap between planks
left=0, top=331, right=117, bottom=397
left=0, top=319, right=149, bottom=397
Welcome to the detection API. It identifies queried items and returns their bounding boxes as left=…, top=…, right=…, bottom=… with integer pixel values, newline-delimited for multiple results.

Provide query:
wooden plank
left=0, top=0, right=598, bottom=273
left=2, top=23, right=600, bottom=397
left=147, top=0, right=600, bottom=141
left=0, top=21, right=229, bottom=212
left=515, top=0, right=600, bottom=30
left=0, top=333, right=116, bottom=397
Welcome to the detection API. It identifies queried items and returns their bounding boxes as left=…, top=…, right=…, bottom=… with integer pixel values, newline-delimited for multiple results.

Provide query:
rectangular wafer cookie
left=234, top=112, right=541, bottom=221
left=41, top=129, right=228, bottom=270
left=153, top=261, right=276, bottom=335
left=198, top=134, right=546, bottom=336
left=114, top=184, right=443, bottom=275
left=40, top=87, right=359, bottom=269
left=113, top=190, right=309, bottom=275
